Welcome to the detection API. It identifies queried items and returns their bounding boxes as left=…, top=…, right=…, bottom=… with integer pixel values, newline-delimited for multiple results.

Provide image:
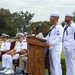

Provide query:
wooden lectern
left=27, top=36, right=46, bottom=75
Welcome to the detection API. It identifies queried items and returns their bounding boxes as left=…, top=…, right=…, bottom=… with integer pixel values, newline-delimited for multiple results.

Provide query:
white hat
left=16, top=33, right=24, bottom=37
left=65, top=13, right=74, bottom=17
left=38, top=32, right=43, bottom=35
left=24, top=32, right=28, bottom=35
left=36, top=32, right=44, bottom=39
left=2, top=33, right=9, bottom=38
left=50, top=12, right=60, bottom=17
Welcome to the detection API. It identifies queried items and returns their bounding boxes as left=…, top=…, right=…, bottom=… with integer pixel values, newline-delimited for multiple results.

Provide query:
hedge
left=61, top=59, right=66, bottom=75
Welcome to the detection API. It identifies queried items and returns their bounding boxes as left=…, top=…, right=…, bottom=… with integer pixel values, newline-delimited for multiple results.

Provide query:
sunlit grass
left=61, top=51, right=65, bottom=59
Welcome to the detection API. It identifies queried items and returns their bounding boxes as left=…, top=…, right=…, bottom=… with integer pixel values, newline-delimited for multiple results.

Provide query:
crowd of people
left=0, top=12, right=75, bottom=75
left=0, top=33, right=28, bottom=75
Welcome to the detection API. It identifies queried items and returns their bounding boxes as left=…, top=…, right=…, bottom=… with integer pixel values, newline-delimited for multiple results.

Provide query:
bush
left=61, top=59, right=66, bottom=75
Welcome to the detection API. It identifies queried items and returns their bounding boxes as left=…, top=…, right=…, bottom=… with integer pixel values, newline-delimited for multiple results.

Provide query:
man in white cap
left=45, top=12, right=63, bottom=75
left=63, top=13, right=75, bottom=75
left=0, top=33, right=27, bottom=74
left=0, top=33, right=11, bottom=54
left=24, top=32, right=28, bottom=41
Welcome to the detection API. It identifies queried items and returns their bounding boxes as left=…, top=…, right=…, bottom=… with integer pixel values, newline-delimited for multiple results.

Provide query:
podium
left=27, top=36, right=46, bottom=75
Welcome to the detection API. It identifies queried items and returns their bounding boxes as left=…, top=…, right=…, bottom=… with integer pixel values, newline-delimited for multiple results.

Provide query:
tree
left=28, top=21, right=52, bottom=36
left=0, top=8, right=34, bottom=36
left=61, top=21, right=65, bottom=27
left=12, top=11, right=34, bottom=32
left=73, top=12, right=75, bottom=22
left=0, top=8, right=17, bottom=36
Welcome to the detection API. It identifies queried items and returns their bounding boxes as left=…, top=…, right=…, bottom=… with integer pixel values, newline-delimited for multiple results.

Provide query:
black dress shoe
left=25, top=73, right=28, bottom=75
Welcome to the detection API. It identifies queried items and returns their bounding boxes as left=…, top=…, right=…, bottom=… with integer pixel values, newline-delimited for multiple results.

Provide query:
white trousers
left=49, top=51, right=62, bottom=75
left=64, top=46, right=75, bottom=75
left=2, top=54, right=19, bottom=69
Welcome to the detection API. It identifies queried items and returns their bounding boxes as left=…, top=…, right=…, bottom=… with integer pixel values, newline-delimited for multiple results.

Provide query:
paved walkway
left=0, top=65, right=49, bottom=75
left=0, top=65, right=21, bottom=75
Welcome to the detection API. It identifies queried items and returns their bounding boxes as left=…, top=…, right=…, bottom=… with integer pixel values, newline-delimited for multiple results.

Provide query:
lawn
left=61, top=50, right=65, bottom=59
left=45, top=51, right=65, bottom=74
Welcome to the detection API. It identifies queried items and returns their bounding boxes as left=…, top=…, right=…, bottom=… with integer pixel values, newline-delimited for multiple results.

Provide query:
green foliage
left=45, top=59, right=66, bottom=75
left=0, top=8, right=16, bottom=36
left=61, top=51, right=65, bottom=59
left=61, top=59, right=66, bottom=75
left=61, top=51, right=66, bottom=75
left=73, top=12, right=75, bottom=22
left=12, top=11, right=34, bottom=32
left=61, top=21, right=65, bottom=27
left=28, top=21, right=52, bottom=36
left=0, top=8, right=34, bottom=36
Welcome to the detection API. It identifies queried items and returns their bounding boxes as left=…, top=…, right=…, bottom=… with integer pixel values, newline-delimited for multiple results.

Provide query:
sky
left=0, top=0, right=75, bottom=23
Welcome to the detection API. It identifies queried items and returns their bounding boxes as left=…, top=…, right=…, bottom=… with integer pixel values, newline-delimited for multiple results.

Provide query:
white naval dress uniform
left=63, top=21, right=75, bottom=75
left=0, top=40, right=11, bottom=51
left=24, top=37, right=27, bottom=42
left=45, top=24, right=63, bottom=75
left=2, top=40, right=27, bottom=69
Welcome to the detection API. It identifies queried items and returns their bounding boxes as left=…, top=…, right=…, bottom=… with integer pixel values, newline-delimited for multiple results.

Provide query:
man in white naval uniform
left=63, top=13, right=75, bottom=75
left=0, top=33, right=11, bottom=54
left=45, top=13, right=63, bottom=75
left=24, top=32, right=28, bottom=41
left=0, top=33, right=27, bottom=74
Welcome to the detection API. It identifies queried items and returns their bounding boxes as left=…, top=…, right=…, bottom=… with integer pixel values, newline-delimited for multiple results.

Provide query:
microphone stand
left=33, top=28, right=38, bottom=36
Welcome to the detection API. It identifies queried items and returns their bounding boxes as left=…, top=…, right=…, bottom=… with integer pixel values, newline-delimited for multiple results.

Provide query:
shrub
left=61, top=59, right=66, bottom=75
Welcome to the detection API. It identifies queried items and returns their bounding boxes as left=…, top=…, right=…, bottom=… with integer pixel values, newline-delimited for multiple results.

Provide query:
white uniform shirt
left=0, top=40, right=11, bottom=51
left=14, top=40, right=27, bottom=52
left=24, top=37, right=27, bottom=41
left=63, top=21, right=75, bottom=47
left=45, top=24, right=64, bottom=53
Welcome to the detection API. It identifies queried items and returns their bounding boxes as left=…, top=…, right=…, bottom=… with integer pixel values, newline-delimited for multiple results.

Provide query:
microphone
left=34, top=24, right=42, bottom=30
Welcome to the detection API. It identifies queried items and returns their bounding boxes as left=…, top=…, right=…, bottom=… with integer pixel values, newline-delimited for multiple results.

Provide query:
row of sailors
left=44, top=12, right=75, bottom=75
left=0, top=33, right=28, bottom=75
left=0, top=12, right=75, bottom=75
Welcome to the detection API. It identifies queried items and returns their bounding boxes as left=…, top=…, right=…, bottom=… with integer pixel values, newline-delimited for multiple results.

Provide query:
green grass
left=61, top=51, right=65, bottom=59
left=45, top=51, right=65, bottom=73
left=45, top=69, right=48, bottom=73
left=0, top=62, right=2, bottom=64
